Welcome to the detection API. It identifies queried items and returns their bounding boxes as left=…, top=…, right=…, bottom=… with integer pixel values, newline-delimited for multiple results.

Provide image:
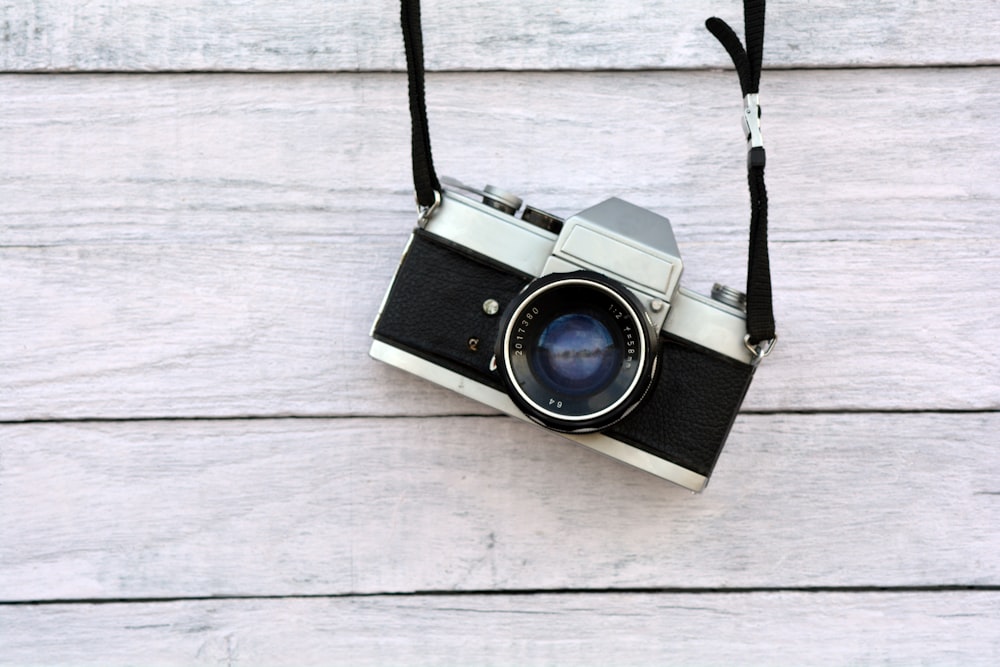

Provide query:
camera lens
left=496, top=271, right=659, bottom=433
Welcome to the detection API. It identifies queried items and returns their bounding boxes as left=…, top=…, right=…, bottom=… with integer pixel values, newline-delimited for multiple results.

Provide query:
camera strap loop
left=399, top=0, right=776, bottom=352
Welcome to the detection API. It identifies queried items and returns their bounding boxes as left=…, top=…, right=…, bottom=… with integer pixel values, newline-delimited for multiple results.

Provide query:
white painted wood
left=2, top=237, right=997, bottom=420
left=2, top=592, right=999, bottom=666
left=2, top=69, right=997, bottom=247
left=1, top=414, right=997, bottom=601
left=3, top=0, right=999, bottom=72
left=3, top=0, right=999, bottom=660
left=1, top=70, right=998, bottom=419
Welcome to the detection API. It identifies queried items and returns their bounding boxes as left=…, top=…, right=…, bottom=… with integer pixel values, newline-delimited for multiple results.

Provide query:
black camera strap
left=399, top=0, right=776, bottom=356
left=706, top=0, right=775, bottom=352
left=400, top=0, right=441, bottom=216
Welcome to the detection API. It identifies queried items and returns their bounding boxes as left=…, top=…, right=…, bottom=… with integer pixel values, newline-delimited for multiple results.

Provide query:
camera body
left=370, top=180, right=757, bottom=491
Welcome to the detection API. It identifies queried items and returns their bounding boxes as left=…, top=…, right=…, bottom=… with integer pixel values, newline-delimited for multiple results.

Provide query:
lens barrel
left=496, top=271, right=659, bottom=433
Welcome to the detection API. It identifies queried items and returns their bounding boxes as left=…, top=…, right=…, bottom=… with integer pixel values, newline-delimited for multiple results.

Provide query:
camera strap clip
left=743, top=93, right=766, bottom=169
left=743, top=93, right=763, bottom=149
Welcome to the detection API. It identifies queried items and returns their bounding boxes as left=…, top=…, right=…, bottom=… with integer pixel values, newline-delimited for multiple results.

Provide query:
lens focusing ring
left=496, top=271, right=659, bottom=433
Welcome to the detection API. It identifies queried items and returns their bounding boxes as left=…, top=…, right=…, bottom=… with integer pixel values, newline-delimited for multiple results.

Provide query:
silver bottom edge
left=370, top=339, right=708, bottom=493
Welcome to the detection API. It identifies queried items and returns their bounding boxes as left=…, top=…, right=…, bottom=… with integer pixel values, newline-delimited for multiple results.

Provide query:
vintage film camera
left=371, top=180, right=762, bottom=491
left=372, top=0, right=774, bottom=491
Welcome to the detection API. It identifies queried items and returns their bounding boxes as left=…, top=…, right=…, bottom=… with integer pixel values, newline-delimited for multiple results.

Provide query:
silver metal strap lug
left=416, top=189, right=442, bottom=228
left=744, top=333, right=777, bottom=365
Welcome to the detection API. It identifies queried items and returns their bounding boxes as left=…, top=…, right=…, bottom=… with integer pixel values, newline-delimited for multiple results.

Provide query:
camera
left=370, top=179, right=758, bottom=491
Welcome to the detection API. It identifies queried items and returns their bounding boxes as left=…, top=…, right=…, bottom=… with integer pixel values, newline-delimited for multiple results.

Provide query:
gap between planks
left=2, top=408, right=998, bottom=426
left=6, top=584, right=1000, bottom=607
left=3, top=63, right=1000, bottom=75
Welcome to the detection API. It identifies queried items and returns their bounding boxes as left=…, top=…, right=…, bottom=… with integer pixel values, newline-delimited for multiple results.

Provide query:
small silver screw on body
left=482, top=299, right=500, bottom=316
left=650, top=299, right=666, bottom=313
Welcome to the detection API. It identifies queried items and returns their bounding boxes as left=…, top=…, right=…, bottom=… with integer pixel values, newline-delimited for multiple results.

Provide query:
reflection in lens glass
left=533, top=313, right=621, bottom=396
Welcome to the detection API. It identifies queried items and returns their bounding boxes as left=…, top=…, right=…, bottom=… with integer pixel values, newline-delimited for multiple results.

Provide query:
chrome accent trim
left=553, top=198, right=683, bottom=296
left=665, top=288, right=754, bottom=365
left=565, top=197, right=682, bottom=262
left=369, top=340, right=708, bottom=492
left=424, top=189, right=557, bottom=276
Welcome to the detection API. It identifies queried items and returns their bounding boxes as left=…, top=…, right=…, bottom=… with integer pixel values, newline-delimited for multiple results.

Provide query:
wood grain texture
left=2, top=237, right=996, bottom=421
left=3, top=0, right=1000, bottom=662
left=2, top=414, right=998, bottom=601
left=2, top=70, right=998, bottom=419
left=3, top=0, right=999, bottom=72
left=2, top=592, right=999, bottom=666
left=2, top=69, right=997, bottom=246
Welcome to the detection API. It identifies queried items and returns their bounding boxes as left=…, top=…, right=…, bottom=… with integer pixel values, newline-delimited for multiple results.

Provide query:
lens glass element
left=533, top=313, right=621, bottom=396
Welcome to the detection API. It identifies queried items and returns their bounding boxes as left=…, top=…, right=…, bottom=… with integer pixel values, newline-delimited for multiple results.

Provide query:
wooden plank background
left=2, top=0, right=999, bottom=664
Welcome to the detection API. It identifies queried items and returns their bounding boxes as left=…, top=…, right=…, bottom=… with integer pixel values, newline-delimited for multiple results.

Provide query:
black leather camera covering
left=608, top=338, right=754, bottom=476
left=373, top=229, right=530, bottom=389
left=373, top=230, right=754, bottom=478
